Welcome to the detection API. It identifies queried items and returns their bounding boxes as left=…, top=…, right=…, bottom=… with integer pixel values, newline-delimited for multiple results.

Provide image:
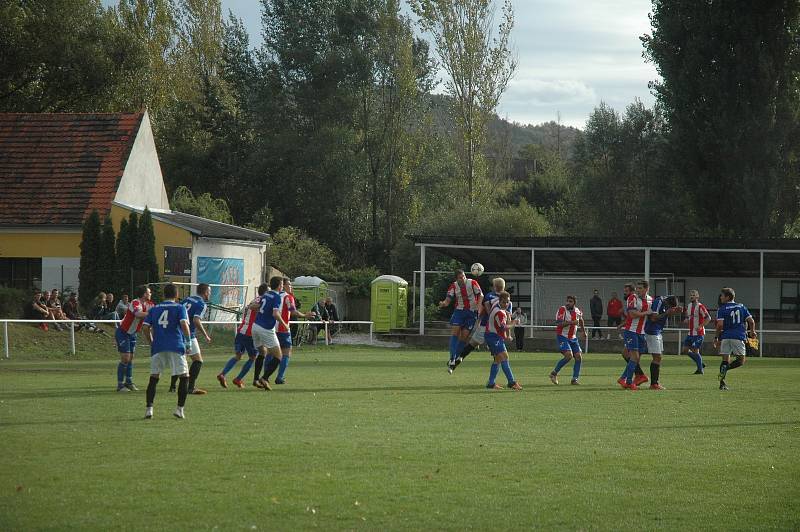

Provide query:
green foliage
left=245, top=206, right=273, bottom=234
left=171, top=185, right=233, bottom=224
left=0, top=287, right=27, bottom=318
left=338, top=267, right=381, bottom=298
left=115, top=218, right=132, bottom=295
left=99, top=217, right=117, bottom=293
left=414, top=197, right=550, bottom=240
left=78, top=210, right=102, bottom=311
left=269, top=227, right=340, bottom=280
left=135, top=208, right=160, bottom=294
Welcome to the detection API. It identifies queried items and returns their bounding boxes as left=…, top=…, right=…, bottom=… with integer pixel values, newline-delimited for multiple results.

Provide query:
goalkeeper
left=713, top=287, right=757, bottom=391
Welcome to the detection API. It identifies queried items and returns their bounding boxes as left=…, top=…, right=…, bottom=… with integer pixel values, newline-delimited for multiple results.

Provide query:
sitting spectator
left=115, top=293, right=129, bottom=320
left=47, top=289, right=68, bottom=329
left=324, top=297, right=339, bottom=342
left=105, top=292, right=119, bottom=319
left=62, top=292, right=88, bottom=331
left=309, top=298, right=330, bottom=344
left=27, top=290, right=51, bottom=331
left=91, top=292, right=108, bottom=320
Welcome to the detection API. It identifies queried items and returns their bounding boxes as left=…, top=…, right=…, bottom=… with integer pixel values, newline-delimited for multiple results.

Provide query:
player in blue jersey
left=643, top=295, right=682, bottom=390
left=168, top=284, right=212, bottom=395
left=449, top=277, right=508, bottom=373
left=216, top=283, right=268, bottom=389
left=250, top=276, right=289, bottom=390
left=141, top=283, right=192, bottom=419
left=714, top=287, right=756, bottom=391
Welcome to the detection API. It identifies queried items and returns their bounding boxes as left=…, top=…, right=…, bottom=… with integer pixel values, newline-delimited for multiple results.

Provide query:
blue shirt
left=644, top=296, right=670, bottom=336
left=181, top=295, right=206, bottom=338
left=480, top=291, right=512, bottom=326
left=717, top=302, right=751, bottom=340
left=145, top=301, right=189, bottom=355
left=254, top=290, right=281, bottom=330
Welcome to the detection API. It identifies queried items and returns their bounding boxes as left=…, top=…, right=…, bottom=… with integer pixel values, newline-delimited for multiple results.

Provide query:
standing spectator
left=115, top=293, right=130, bottom=320
left=606, top=291, right=623, bottom=339
left=27, top=290, right=51, bottom=331
left=589, top=289, right=603, bottom=339
left=511, top=306, right=527, bottom=351
left=325, top=297, right=339, bottom=343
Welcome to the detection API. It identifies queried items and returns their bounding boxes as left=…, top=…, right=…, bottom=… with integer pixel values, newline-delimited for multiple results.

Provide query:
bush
left=338, top=267, right=380, bottom=298
left=0, top=287, right=28, bottom=318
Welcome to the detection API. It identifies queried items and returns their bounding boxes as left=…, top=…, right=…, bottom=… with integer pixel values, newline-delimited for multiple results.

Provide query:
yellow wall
left=110, top=204, right=192, bottom=280
left=0, top=232, right=81, bottom=257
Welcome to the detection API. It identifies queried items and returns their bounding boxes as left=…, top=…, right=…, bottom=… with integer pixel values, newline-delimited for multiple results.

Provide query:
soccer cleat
left=117, top=385, right=129, bottom=393
left=633, top=374, right=649, bottom=386
left=617, top=377, right=627, bottom=388
left=124, top=382, right=139, bottom=391
left=173, top=407, right=185, bottom=419
left=274, top=378, right=285, bottom=385
left=216, top=373, right=228, bottom=389
left=626, top=382, right=639, bottom=391
left=486, top=383, right=503, bottom=390
left=549, top=373, right=559, bottom=385
left=253, top=380, right=263, bottom=389
left=693, top=369, right=704, bottom=375
left=649, top=383, right=666, bottom=390
left=447, top=360, right=456, bottom=374
left=232, top=378, right=245, bottom=389
left=719, top=381, right=729, bottom=391
left=144, top=407, right=153, bottom=419
left=570, top=379, right=580, bottom=385
left=190, top=388, right=207, bottom=395
left=258, top=378, right=272, bottom=391
left=508, top=382, right=522, bottom=391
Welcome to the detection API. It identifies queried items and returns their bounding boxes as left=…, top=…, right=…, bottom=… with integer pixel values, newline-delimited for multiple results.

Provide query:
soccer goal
left=150, top=282, right=249, bottom=323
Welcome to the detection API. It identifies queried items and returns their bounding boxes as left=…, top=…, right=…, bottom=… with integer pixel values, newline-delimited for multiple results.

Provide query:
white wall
left=42, top=257, right=80, bottom=292
left=114, top=110, right=170, bottom=211
left=191, top=237, right=266, bottom=298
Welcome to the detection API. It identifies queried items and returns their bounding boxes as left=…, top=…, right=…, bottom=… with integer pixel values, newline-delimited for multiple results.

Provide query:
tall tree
left=135, top=208, right=159, bottom=287
left=642, top=0, right=800, bottom=236
left=115, top=218, right=132, bottom=295
left=99, top=217, right=117, bottom=293
left=78, top=210, right=102, bottom=311
left=127, top=211, right=140, bottom=279
left=411, top=0, right=517, bottom=203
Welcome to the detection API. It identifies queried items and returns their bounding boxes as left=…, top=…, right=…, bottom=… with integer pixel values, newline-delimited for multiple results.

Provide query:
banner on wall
left=197, top=257, right=245, bottom=310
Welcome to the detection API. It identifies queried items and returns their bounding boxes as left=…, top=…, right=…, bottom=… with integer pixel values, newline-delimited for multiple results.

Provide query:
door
left=375, top=286, right=394, bottom=331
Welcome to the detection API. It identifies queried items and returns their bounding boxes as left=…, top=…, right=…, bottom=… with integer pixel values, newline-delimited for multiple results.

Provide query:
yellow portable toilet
left=370, top=275, right=408, bottom=332
left=292, top=276, right=328, bottom=313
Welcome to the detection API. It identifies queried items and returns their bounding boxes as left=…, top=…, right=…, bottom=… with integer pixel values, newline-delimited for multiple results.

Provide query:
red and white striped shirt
left=237, top=296, right=261, bottom=336
left=119, top=299, right=153, bottom=334
left=685, top=301, right=710, bottom=336
left=486, top=305, right=508, bottom=338
left=447, top=280, right=482, bottom=310
left=277, top=292, right=296, bottom=333
left=624, top=293, right=652, bottom=334
left=555, top=305, right=583, bottom=339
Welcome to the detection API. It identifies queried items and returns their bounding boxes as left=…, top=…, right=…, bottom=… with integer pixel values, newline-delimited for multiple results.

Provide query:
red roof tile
left=0, top=112, right=143, bottom=226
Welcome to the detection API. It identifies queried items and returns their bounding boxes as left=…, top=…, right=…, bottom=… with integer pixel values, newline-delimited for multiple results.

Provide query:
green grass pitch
left=1, top=326, right=799, bottom=530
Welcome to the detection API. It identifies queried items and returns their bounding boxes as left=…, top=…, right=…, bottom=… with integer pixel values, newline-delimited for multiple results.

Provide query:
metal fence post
left=369, top=322, right=373, bottom=344
left=69, top=322, right=76, bottom=355
left=3, top=321, right=8, bottom=359
left=324, top=322, right=329, bottom=345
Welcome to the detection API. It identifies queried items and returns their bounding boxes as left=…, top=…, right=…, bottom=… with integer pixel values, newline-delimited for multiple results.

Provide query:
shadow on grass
left=646, top=420, right=799, bottom=430
left=0, top=386, right=122, bottom=401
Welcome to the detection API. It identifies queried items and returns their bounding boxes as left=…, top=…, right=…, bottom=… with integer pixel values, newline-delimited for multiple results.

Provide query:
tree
left=642, top=0, right=800, bottom=236
left=126, top=211, right=139, bottom=274
left=99, top=217, right=117, bottom=293
left=411, top=0, right=517, bottom=203
left=115, top=217, right=132, bottom=295
left=135, top=208, right=159, bottom=289
left=78, top=210, right=102, bottom=311
left=268, top=227, right=340, bottom=280
left=171, top=185, right=233, bottom=223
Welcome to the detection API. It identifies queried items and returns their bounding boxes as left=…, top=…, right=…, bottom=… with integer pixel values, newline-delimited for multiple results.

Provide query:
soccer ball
left=470, top=263, right=485, bottom=277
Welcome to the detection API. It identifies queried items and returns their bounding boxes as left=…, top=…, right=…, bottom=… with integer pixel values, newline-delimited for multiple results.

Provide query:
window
left=0, top=258, right=42, bottom=290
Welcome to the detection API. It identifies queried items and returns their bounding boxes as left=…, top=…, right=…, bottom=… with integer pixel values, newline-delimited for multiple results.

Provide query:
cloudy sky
left=118, top=0, right=656, bottom=128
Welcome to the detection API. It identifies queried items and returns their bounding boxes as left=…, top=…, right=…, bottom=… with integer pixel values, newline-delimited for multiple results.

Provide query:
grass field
left=1, top=324, right=799, bottom=530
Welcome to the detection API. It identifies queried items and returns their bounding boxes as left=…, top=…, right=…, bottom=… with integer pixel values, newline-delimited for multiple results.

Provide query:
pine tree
left=136, top=208, right=160, bottom=298
left=115, top=218, right=131, bottom=296
left=99, top=217, right=116, bottom=292
left=78, top=210, right=102, bottom=311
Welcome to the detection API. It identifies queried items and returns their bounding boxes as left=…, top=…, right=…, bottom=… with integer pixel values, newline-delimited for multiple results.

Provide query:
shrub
left=0, top=287, right=28, bottom=318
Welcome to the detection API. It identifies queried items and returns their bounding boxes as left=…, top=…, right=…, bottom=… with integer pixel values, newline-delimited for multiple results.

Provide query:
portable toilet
left=371, top=275, right=409, bottom=332
left=292, top=276, right=328, bottom=313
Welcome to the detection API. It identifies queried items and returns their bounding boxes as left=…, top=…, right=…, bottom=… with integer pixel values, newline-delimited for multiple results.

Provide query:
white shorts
left=151, top=351, right=189, bottom=376
left=720, top=339, right=746, bottom=356
left=186, top=338, right=201, bottom=356
left=252, top=323, right=280, bottom=350
left=645, top=334, right=663, bottom=355
left=470, top=323, right=486, bottom=344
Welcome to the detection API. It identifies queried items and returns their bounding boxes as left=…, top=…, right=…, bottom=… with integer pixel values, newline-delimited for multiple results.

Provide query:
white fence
left=0, top=319, right=374, bottom=358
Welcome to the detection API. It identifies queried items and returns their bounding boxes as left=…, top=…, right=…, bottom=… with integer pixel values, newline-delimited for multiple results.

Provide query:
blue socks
left=125, top=361, right=133, bottom=383
left=500, top=360, right=515, bottom=384
left=572, top=359, right=582, bottom=380
left=553, top=357, right=570, bottom=374
left=277, top=355, right=290, bottom=381
left=487, top=363, right=500, bottom=385
left=455, top=340, right=465, bottom=358
left=221, top=357, right=238, bottom=376
left=449, top=336, right=459, bottom=361
left=117, top=362, right=125, bottom=384
left=624, top=360, right=637, bottom=383
left=688, top=351, right=703, bottom=371
left=235, top=358, right=254, bottom=381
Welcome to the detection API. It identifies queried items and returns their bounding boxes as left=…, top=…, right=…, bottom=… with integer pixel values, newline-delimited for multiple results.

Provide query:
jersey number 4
left=158, top=310, right=170, bottom=328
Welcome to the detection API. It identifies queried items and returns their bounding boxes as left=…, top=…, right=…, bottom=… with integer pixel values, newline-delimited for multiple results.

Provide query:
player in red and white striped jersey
left=549, top=295, right=587, bottom=385
left=483, top=291, right=522, bottom=390
left=681, top=289, right=711, bottom=374
left=619, top=280, right=654, bottom=389
left=438, top=269, right=483, bottom=366
left=216, top=283, right=268, bottom=389
left=114, top=284, right=153, bottom=392
left=270, top=277, right=315, bottom=385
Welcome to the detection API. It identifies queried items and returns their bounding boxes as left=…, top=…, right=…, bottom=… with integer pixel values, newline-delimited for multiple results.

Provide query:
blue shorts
left=485, top=333, right=507, bottom=356
left=557, top=335, right=582, bottom=354
left=115, top=328, right=136, bottom=354
left=638, top=334, right=648, bottom=354
left=449, top=309, right=477, bottom=330
left=623, top=330, right=644, bottom=352
left=683, top=335, right=704, bottom=350
left=234, top=333, right=256, bottom=357
left=277, top=332, right=292, bottom=348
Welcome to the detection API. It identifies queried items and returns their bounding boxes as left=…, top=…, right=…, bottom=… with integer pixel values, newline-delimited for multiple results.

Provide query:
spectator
left=62, top=292, right=93, bottom=331
left=105, top=293, right=118, bottom=319
left=91, top=292, right=108, bottom=320
left=27, top=290, right=51, bottom=331
left=309, top=298, right=329, bottom=344
left=589, top=289, right=603, bottom=339
left=47, top=289, right=68, bottom=328
left=606, top=291, right=623, bottom=339
left=325, top=297, right=339, bottom=342
left=511, top=307, right=527, bottom=351
left=115, top=293, right=129, bottom=319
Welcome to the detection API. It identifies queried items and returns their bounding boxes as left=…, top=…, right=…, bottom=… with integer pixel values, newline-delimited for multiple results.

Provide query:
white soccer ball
left=470, top=263, right=485, bottom=277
